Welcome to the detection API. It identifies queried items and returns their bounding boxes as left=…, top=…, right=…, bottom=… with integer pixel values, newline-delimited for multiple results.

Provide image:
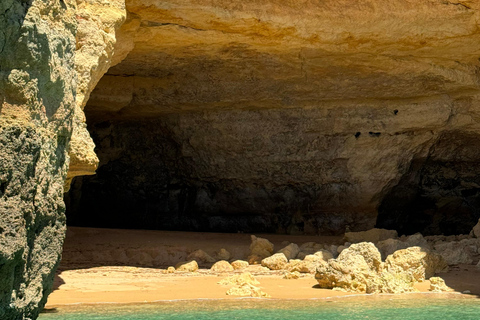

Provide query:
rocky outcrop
left=0, top=0, right=77, bottom=318
left=315, top=243, right=448, bottom=293
left=66, top=0, right=128, bottom=190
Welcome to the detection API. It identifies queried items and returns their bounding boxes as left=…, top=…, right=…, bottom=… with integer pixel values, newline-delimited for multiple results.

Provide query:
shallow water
left=40, top=294, right=480, bottom=320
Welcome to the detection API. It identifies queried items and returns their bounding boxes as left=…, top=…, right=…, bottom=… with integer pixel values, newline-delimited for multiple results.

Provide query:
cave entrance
left=376, top=131, right=480, bottom=236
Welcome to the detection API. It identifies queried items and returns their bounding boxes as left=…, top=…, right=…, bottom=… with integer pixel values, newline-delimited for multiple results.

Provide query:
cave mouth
left=376, top=131, right=480, bottom=236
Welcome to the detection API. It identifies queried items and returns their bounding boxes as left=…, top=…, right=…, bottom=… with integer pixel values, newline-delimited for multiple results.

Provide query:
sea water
left=39, top=294, right=480, bottom=320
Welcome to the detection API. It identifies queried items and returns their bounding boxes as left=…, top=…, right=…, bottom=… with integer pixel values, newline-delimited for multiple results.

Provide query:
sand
left=45, top=227, right=480, bottom=307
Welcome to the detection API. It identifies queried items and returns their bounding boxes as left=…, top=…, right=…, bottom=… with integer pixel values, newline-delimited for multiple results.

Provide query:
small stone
left=218, top=272, right=260, bottom=286
left=471, top=219, right=480, bottom=238
left=278, top=243, right=300, bottom=260
left=463, top=290, right=471, bottom=294
left=250, top=235, right=274, bottom=259
left=429, top=277, right=452, bottom=292
left=187, top=249, right=216, bottom=267
left=283, top=271, right=301, bottom=279
left=167, top=266, right=175, bottom=273
left=175, top=260, right=199, bottom=272
left=231, top=260, right=249, bottom=270
left=211, top=260, right=234, bottom=272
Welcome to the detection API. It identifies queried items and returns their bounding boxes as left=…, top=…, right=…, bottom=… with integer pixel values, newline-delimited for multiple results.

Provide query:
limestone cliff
left=0, top=0, right=76, bottom=318
left=67, top=0, right=480, bottom=235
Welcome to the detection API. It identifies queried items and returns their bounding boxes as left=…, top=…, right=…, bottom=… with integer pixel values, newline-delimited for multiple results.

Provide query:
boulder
left=278, top=243, right=300, bottom=260
left=287, top=251, right=333, bottom=273
left=344, top=228, right=398, bottom=244
left=211, top=260, right=234, bottom=272
left=231, top=260, right=249, bottom=270
left=249, top=235, right=274, bottom=259
left=187, top=249, right=216, bottom=267
left=216, top=248, right=231, bottom=261
left=429, top=277, right=452, bottom=292
left=175, top=260, right=199, bottom=272
left=338, top=242, right=383, bottom=273
left=384, top=247, right=448, bottom=281
left=261, top=253, right=288, bottom=270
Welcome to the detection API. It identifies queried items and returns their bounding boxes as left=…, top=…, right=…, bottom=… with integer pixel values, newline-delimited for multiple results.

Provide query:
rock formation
left=3, top=0, right=480, bottom=317
left=0, top=0, right=77, bottom=318
left=65, top=0, right=480, bottom=236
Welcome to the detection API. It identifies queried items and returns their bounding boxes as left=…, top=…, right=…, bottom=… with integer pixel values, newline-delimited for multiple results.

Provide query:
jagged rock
left=283, top=271, right=301, bottom=279
left=261, top=253, right=288, bottom=270
left=314, top=250, right=334, bottom=261
left=432, top=277, right=454, bottom=292
left=345, top=228, right=398, bottom=244
left=187, top=249, right=216, bottom=267
left=315, top=242, right=434, bottom=293
left=249, top=235, right=274, bottom=259
left=218, top=272, right=260, bottom=286
left=175, top=260, right=199, bottom=272
left=226, top=283, right=270, bottom=298
left=429, top=277, right=452, bottom=292
left=231, top=260, right=250, bottom=270
left=337, top=246, right=347, bottom=255
left=278, top=243, right=300, bottom=260
left=384, top=247, right=448, bottom=281
left=216, top=248, right=231, bottom=261
left=211, top=260, right=234, bottom=272
left=471, top=219, right=480, bottom=238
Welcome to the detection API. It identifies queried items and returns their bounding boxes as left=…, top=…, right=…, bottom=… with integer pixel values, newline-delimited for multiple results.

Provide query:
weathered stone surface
left=249, top=235, right=274, bottom=259
left=277, top=243, right=300, bottom=260
left=175, top=260, right=199, bottom=272
left=218, top=272, right=260, bottom=286
left=186, top=249, right=216, bottom=267
left=345, top=228, right=398, bottom=244
left=261, top=253, right=288, bottom=270
left=226, top=283, right=270, bottom=298
left=210, top=260, right=234, bottom=272
left=433, top=239, right=478, bottom=265
left=0, top=0, right=78, bottom=318
left=314, top=242, right=445, bottom=293
left=385, top=247, right=448, bottom=282
left=429, top=277, right=452, bottom=293
left=376, top=233, right=430, bottom=259
left=231, top=260, right=249, bottom=270
left=286, top=251, right=333, bottom=274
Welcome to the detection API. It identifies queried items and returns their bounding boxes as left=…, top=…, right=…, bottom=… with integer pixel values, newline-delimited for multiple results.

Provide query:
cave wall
left=66, top=0, right=480, bottom=236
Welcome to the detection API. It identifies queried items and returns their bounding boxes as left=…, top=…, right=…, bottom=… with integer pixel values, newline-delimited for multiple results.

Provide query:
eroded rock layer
left=66, top=0, right=480, bottom=235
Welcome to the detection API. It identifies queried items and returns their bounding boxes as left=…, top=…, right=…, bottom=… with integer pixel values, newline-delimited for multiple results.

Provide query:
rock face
left=0, top=0, right=78, bottom=318
left=65, top=0, right=480, bottom=236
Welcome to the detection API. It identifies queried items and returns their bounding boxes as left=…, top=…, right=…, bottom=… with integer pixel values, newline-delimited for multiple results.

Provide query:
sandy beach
left=45, top=227, right=480, bottom=307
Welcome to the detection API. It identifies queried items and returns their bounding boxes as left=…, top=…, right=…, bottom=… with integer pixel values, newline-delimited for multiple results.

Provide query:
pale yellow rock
left=261, top=253, right=288, bottom=270
left=283, top=271, right=301, bottom=279
left=210, top=260, right=234, bottom=272
left=385, top=247, right=448, bottom=282
left=429, top=277, right=453, bottom=292
left=218, top=272, right=260, bottom=286
left=231, top=260, right=249, bottom=270
left=66, top=0, right=129, bottom=190
left=167, top=266, right=175, bottom=273
left=175, top=260, right=199, bottom=272
left=226, top=283, right=270, bottom=298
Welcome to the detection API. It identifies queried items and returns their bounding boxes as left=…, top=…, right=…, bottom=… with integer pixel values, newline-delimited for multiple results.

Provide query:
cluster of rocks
left=172, top=220, right=480, bottom=295
left=218, top=272, right=270, bottom=297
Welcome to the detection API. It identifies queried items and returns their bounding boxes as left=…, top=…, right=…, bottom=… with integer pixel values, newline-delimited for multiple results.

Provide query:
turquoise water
left=40, top=295, right=480, bottom=320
